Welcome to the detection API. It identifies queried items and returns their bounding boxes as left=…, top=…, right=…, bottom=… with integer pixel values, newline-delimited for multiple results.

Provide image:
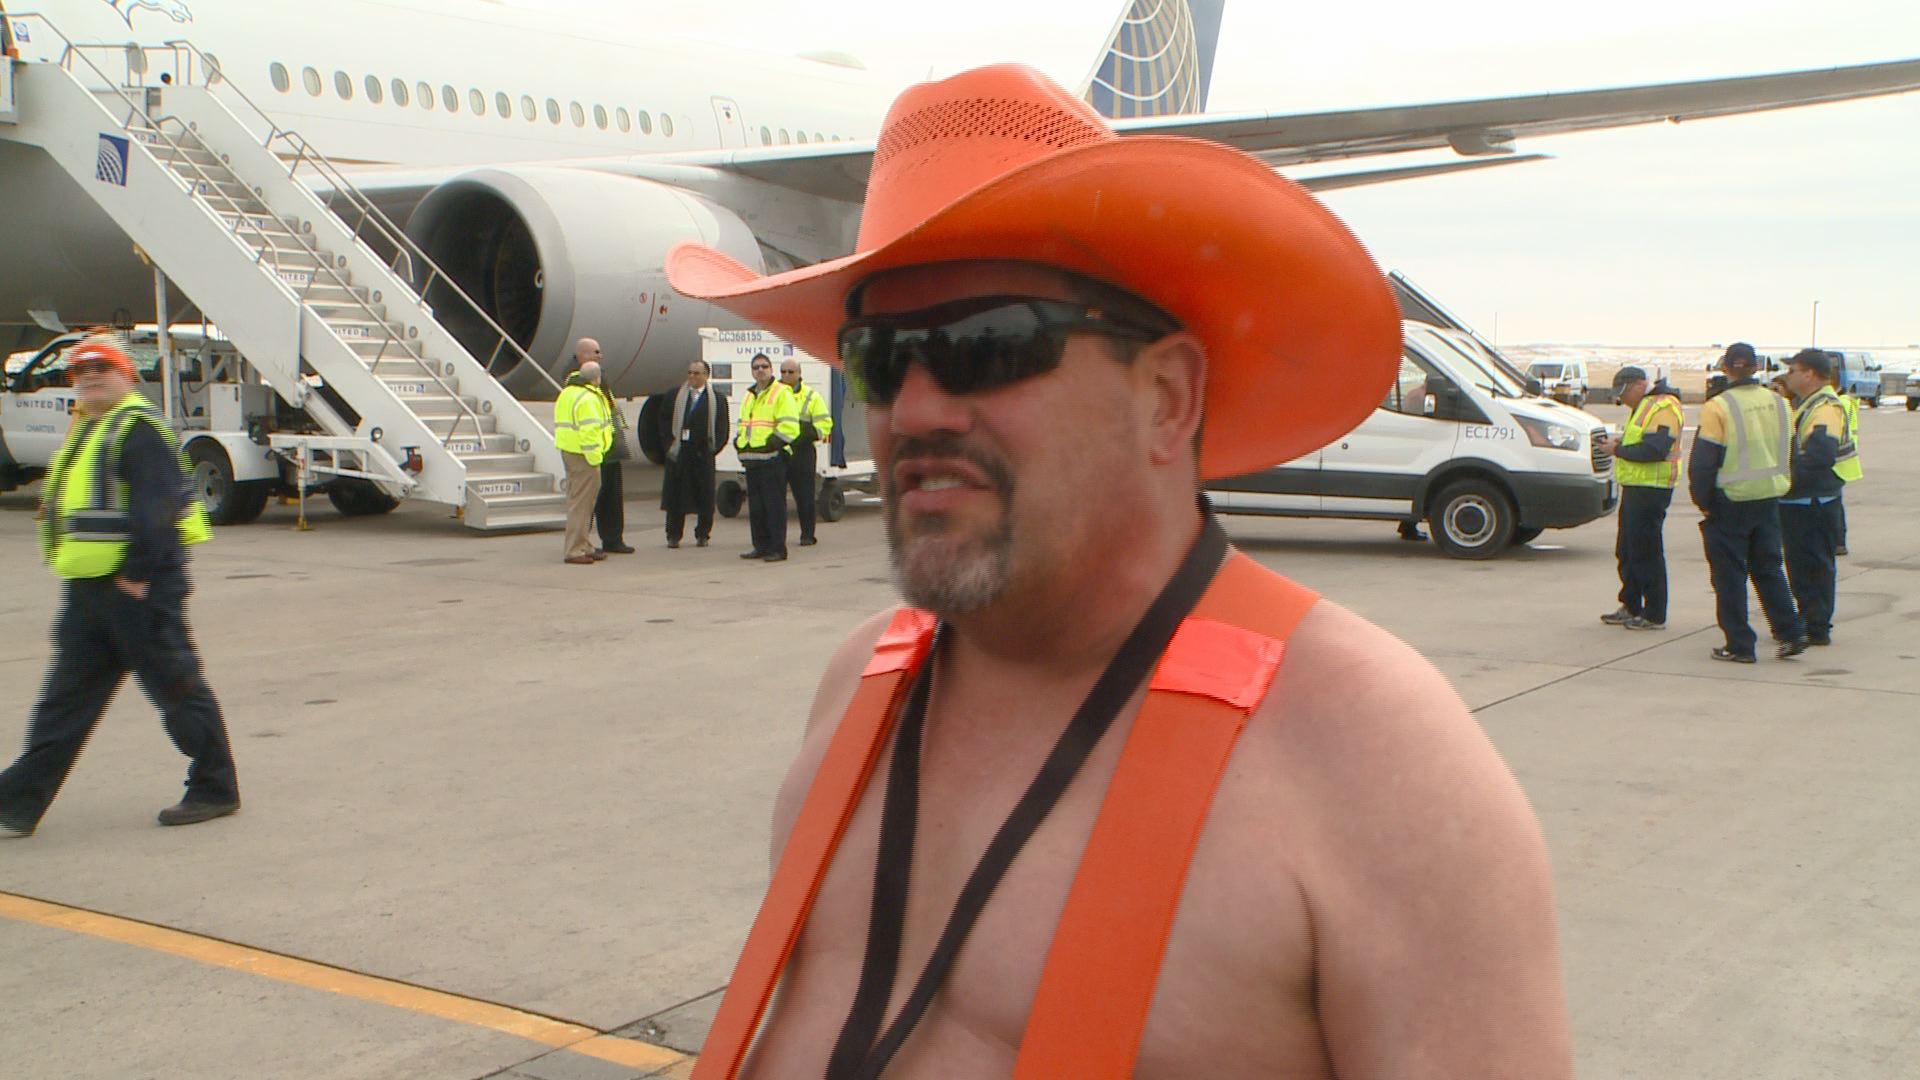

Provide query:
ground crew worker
left=1597, top=366, right=1683, bottom=629
left=1781, top=349, right=1853, bottom=646
left=0, top=335, right=236, bottom=838
left=779, top=357, right=833, bottom=547
left=667, top=64, right=1572, bottom=1078
left=1690, top=342, right=1808, bottom=663
left=1831, top=367, right=1863, bottom=556
left=734, top=353, right=799, bottom=562
left=555, top=360, right=612, bottom=565
left=577, top=339, right=635, bottom=555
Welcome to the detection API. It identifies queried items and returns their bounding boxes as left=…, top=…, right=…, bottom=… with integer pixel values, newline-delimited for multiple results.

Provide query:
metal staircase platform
left=0, top=22, right=574, bottom=530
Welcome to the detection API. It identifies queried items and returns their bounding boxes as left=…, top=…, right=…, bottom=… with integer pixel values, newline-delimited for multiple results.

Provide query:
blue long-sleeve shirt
left=117, top=419, right=187, bottom=583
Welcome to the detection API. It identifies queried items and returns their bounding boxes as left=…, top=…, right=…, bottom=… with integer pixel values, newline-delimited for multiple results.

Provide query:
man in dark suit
left=660, top=359, right=729, bottom=548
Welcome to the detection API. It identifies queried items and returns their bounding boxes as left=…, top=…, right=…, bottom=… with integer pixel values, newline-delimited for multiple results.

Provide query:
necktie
left=685, top=390, right=701, bottom=430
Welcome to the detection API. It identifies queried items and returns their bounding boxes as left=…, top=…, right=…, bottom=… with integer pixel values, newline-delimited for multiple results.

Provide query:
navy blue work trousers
left=1615, top=485, right=1673, bottom=624
left=744, top=459, right=788, bottom=557
left=0, top=573, right=235, bottom=828
left=785, top=440, right=818, bottom=543
left=1699, top=498, right=1805, bottom=657
left=1781, top=499, right=1843, bottom=640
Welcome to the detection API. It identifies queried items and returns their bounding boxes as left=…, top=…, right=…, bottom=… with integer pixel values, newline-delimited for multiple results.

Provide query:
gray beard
left=889, top=522, right=1013, bottom=614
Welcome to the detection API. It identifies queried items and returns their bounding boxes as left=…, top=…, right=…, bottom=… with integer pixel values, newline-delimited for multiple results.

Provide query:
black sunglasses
left=838, top=296, right=1173, bottom=405
left=68, top=360, right=116, bottom=377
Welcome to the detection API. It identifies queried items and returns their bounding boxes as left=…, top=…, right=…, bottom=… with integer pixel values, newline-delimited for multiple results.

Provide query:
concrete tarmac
left=1, top=405, right=1916, bottom=1079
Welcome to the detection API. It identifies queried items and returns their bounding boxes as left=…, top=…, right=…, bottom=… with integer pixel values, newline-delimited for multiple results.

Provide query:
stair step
left=346, top=336, right=422, bottom=361
left=455, top=451, right=537, bottom=474
left=365, top=356, right=444, bottom=379
left=420, top=413, right=498, bottom=436
left=464, top=471, right=555, bottom=498
left=214, top=210, right=299, bottom=241
left=443, top=433, right=522, bottom=454
left=466, top=507, right=568, bottom=532
left=394, top=393, right=480, bottom=416
left=328, top=317, right=407, bottom=342
left=248, top=245, right=334, bottom=272
left=378, top=373, right=456, bottom=394
left=310, top=299, right=388, bottom=322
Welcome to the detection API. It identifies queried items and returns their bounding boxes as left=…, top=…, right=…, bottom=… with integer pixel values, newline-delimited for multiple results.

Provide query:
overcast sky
left=563, top=0, right=1919, bottom=347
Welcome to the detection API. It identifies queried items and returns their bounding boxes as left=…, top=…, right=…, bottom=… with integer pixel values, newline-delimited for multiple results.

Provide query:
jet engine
left=404, top=167, right=764, bottom=400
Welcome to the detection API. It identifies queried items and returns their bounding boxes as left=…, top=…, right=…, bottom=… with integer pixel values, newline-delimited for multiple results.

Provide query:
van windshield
left=1414, top=328, right=1529, bottom=399
left=1528, top=363, right=1564, bottom=379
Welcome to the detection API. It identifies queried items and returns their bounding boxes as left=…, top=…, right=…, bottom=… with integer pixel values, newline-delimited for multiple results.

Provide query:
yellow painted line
left=0, top=891, right=691, bottom=1073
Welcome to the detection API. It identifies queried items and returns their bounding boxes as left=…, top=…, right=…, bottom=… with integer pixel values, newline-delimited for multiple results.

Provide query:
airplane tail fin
left=1082, top=0, right=1226, bottom=119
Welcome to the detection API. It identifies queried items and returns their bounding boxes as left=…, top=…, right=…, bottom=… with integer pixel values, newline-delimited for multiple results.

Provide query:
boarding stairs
left=0, top=21, right=569, bottom=529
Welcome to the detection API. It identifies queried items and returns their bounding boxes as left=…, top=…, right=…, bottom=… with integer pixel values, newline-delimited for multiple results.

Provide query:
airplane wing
left=338, top=56, right=1920, bottom=211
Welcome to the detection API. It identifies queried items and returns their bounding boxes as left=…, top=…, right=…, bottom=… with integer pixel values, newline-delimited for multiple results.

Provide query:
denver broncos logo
left=107, top=0, right=194, bottom=28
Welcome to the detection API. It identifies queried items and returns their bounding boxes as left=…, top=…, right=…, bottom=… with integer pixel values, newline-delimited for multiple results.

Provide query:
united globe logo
left=95, top=133, right=131, bottom=186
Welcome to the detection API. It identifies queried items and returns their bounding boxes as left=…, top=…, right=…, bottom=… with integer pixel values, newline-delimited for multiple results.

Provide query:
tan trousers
left=563, top=452, right=602, bottom=559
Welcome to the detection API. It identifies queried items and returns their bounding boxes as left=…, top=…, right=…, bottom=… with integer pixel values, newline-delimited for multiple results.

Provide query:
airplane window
left=204, top=53, right=224, bottom=85
left=521, top=94, right=536, bottom=121
left=269, top=63, right=290, bottom=93
left=795, top=130, right=807, bottom=144
left=779, top=128, right=789, bottom=144
left=496, top=92, right=511, bottom=119
left=470, top=88, right=485, bottom=115
left=365, top=75, right=383, bottom=104
left=593, top=104, right=608, bottom=130
left=662, top=114, right=675, bottom=137
left=760, top=126, right=771, bottom=146
left=546, top=98, right=561, bottom=124
left=392, top=79, right=410, bottom=107
left=636, top=110, right=652, bottom=135
left=442, top=85, right=459, bottom=112
left=616, top=107, right=630, bottom=132
left=569, top=101, right=585, bottom=127
left=302, top=66, right=321, bottom=96
left=334, top=71, right=352, bottom=100
left=815, top=132, right=824, bottom=142
left=417, top=81, right=433, bottom=109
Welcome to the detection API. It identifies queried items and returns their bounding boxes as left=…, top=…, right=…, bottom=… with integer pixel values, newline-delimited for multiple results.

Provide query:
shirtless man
left=669, top=64, right=1572, bottom=1079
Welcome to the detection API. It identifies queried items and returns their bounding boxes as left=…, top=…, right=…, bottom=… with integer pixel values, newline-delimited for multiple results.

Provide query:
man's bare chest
left=751, top=700, right=1331, bottom=1079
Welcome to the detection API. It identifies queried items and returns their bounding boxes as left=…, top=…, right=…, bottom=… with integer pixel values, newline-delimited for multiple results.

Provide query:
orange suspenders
left=694, top=553, right=1317, bottom=1079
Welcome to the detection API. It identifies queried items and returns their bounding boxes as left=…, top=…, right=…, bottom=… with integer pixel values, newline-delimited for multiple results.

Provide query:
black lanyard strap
left=825, top=512, right=1230, bottom=1080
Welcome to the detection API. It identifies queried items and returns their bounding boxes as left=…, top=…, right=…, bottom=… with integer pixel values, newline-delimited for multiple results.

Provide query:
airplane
left=3, top=0, right=1918, bottom=423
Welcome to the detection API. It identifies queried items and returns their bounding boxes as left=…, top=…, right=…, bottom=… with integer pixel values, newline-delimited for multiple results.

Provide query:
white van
left=1208, top=322, right=1618, bottom=558
left=1526, top=358, right=1591, bottom=407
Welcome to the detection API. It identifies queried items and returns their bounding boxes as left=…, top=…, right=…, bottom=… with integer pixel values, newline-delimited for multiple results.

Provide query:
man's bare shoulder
left=1241, top=596, right=1573, bottom=1077
left=769, top=608, right=902, bottom=865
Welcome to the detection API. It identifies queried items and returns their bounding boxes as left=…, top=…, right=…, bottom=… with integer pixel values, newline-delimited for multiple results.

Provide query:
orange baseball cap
left=667, top=64, right=1402, bottom=478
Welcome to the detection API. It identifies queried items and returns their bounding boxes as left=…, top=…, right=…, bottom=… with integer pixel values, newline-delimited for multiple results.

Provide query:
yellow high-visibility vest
left=791, top=382, right=833, bottom=442
left=1614, top=393, right=1684, bottom=489
left=1712, top=383, right=1791, bottom=501
left=41, top=394, right=213, bottom=579
left=736, top=382, right=799, bottom=462
left=554, top=383, right=612, bottom=465
left=1794, top=386, right=1859, bottom=479
left=1835, top=393, right=1863, bottom=482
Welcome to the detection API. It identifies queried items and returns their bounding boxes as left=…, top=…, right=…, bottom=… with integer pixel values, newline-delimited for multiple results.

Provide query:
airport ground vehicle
left=1905, top=369, right=1920, bottom=411
left=692, top=329, right=875, bottom=523
left=0, top=327, right=403, bottom=524
left=1527, top=359, right=1591, bottom=407
left=1208, top=320, right=1618, bottom=559
left=1827, top=351, right=1884, bottom=405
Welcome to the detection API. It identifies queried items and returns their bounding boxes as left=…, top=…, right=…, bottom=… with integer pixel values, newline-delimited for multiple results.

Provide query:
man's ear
left=1137, top=332, right=1207, bottom=467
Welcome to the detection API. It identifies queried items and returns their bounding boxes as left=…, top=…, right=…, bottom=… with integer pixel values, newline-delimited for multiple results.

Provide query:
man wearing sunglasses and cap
left=0, top=335, right=235, bottom=838
left=669, top=65, right=1571, bottom=1079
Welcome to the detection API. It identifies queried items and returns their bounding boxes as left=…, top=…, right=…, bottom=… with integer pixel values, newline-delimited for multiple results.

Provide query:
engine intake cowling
left=405, top=167, right=763, bottom=398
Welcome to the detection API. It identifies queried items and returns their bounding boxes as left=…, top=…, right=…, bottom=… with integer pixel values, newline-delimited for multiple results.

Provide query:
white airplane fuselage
left=3, top=0, right=895, bottom=391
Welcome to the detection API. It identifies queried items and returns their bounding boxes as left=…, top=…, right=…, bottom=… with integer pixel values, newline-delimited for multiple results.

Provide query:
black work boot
left=157, top=798, right=242, bottom=827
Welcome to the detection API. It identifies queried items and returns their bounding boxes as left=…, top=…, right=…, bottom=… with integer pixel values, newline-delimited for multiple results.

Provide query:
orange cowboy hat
left=667, top=64, right=1402, bottom=479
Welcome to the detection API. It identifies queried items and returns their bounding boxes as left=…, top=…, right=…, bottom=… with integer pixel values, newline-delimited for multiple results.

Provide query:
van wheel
left=717, top=480, right=745, bottom=518
left=1511, top=526, right=1544, bottom=547
left=187, top=441, right=270, bottom=525
left=1907, top=397, right=1918, bottom=412
left=1864, top=396, right=1879, bottom=408
left=1430, top=479, right=1515, bottom=560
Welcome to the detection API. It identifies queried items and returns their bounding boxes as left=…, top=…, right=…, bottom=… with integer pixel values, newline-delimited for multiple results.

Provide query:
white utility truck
left=0, top=327, right=403, bottom=523
left=695, top=329, right=876, bottom=523
left=1208, top=320, right=1619, bottom=559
